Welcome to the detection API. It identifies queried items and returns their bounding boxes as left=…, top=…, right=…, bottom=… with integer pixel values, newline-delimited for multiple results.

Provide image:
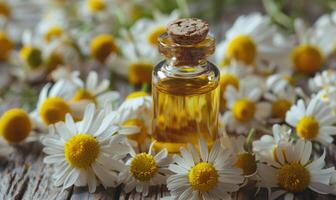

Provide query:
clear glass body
left=152, top=34, right=220, bottom=153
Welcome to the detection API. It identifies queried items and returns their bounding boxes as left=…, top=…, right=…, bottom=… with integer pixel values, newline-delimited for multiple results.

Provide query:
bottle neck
left=158, top=33, right=215, bottom=67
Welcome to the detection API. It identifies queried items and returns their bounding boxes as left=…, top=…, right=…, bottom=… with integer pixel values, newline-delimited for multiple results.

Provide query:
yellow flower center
left=0, top=31, right=13, bottom=61
left=130, top=153, right=158, bottom=181
left=44, top=26, right=63, bottom=42
left=296, top=116, right=319, bottom=140
left=64, top=134, right=100, bottom=168
left=0, top=108, right=31, bottom=143
left=234, top=152, right=257, bottom=176
left=147, top=26, right=166, bottom=46
left=87, top=0, right=106, bottom=12
left=188, top=162, right=219, bottom=192
left=0, top=2, right=11, bottom=18
left=128, top=62, right=153, bottom=85
left=71, top=89, right=96, bottom=103
left=123, top=119, right=148, bottom=144
left=126, top=91, right=148, bottom=100
left=271, top=99, right=291, bottom=119
left=226, top=35, right=256, bottom=65
left=277, top=162, right=310, bottom=193
left=232, top=98, right=256, bottom=122
left=39, top=97, right=71, bottom=125
left=90, top=34, right=117, bottom=63
left=291, top=44, right=323, bottom=75
left=19, top=46, right=43, bottom=69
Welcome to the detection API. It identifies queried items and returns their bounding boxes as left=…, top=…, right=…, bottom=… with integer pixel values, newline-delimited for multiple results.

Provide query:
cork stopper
left=167, top=18, right=209, bottom=45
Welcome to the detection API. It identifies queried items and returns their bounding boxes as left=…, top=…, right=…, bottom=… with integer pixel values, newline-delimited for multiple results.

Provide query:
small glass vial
left=152, top=18, right=220, bottom=153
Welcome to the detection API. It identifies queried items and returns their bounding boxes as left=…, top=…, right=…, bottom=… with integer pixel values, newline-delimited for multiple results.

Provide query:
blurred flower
left=69, top=71, right=120, bottom=109
left=0, top=108, right=33, bottom=143
left=216, top=13, right=287, bottom=74
left=30, top=79, right=78, bottom=129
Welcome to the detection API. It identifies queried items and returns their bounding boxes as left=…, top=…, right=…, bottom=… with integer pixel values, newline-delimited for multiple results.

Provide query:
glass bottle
left=152, top=18, right=220, bottom=153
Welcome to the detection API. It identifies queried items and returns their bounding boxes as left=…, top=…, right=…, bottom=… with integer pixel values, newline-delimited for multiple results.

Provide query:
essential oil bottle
left=152, top=18, right=220, bottom=153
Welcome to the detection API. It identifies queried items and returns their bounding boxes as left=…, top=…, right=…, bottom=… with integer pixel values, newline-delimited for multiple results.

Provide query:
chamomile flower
left=265, top=86, right=297, bottom=120
left=80, top=0, right=114, bottom=21
left=216, top=13, right=283, bottom=71
left=70, top=71, right=120, bottom=109
left=36, top=10, right=68, bottom=43
left=221, top=135, right=257, bottom=177
left=0, top=108, right=33, bottom=143
left=218, top=61, right=254, bottom=112
left=118, top=91, right=152, bottom=119
left=253, top=124, right=291, bottom=161
left=258, top=139, right=336, bottom=199
left=30, top=79, right=78, bottom=129
left=42, top=104, right=132, bottom=192
left=18, top=30, right=43, bottom=69
left=119, top=143, right=171, bottom=195
left=109, top=36, right=160, bottom=85
left=309, top=69, right=336, bottom=92
left=223, top=81, right=270, bottom=134
left=167, top=139, right=244, bottom=199
left=129, top=10, right=179, bottom=50
left=285, top=18, right=336, bottom=75
left=285, top=97, right=336, bottom=145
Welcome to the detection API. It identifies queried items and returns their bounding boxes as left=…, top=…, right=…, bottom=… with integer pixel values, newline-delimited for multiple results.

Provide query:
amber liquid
left=152, top=77, right=220, bottom=153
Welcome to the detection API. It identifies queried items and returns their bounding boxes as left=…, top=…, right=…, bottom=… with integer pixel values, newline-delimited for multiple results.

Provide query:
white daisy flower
left=264, top=85, right=297, bottom=120
left=0, top=29, right=14, bottom=62
left=36, top=9, right=69, bottom=43
left=222, top=81, right=271, bottom=134
left=215, top=12, right=286, bottom=74
left=42, top=103, right=132, bottom=192
left=118, top=91, right=152, bottom=120
left=69, top=71, right=120, bottom=109
left=218, top=61, right=255, bottom=112
left=221, top=135, right=257, bottom=177
left=283, top=18, right=336, bottom=75
left=167, top=139, right=244, bottom=200
left=285, top=97, right=336, bottom=145
left=119, top=142, right=171, bottom=195
left=129, top=10, right=179, bottom=50
left=30, top=79, right=79, bottom=129
left=79, top=0, right=114, bottom=22
left=253, top=124, right=291, bottom=161
left=109, top=35, right=160, bottom=85
left=309, top=69, right=336, bottom=92
left=258, top=139, right=335, bottom=199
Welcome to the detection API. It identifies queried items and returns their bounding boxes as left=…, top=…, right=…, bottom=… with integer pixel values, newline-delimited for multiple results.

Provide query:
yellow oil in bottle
left=152, top=18, right=220, bottom=153
left=152, top=76, right=219, bottom=153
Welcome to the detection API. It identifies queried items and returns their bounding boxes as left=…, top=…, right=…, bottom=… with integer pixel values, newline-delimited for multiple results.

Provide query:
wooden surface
left=1, top=74, right=336, bottom=200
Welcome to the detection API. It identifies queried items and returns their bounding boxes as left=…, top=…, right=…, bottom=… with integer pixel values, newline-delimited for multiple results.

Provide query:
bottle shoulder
left=153, top=60, right=220, bottom=95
